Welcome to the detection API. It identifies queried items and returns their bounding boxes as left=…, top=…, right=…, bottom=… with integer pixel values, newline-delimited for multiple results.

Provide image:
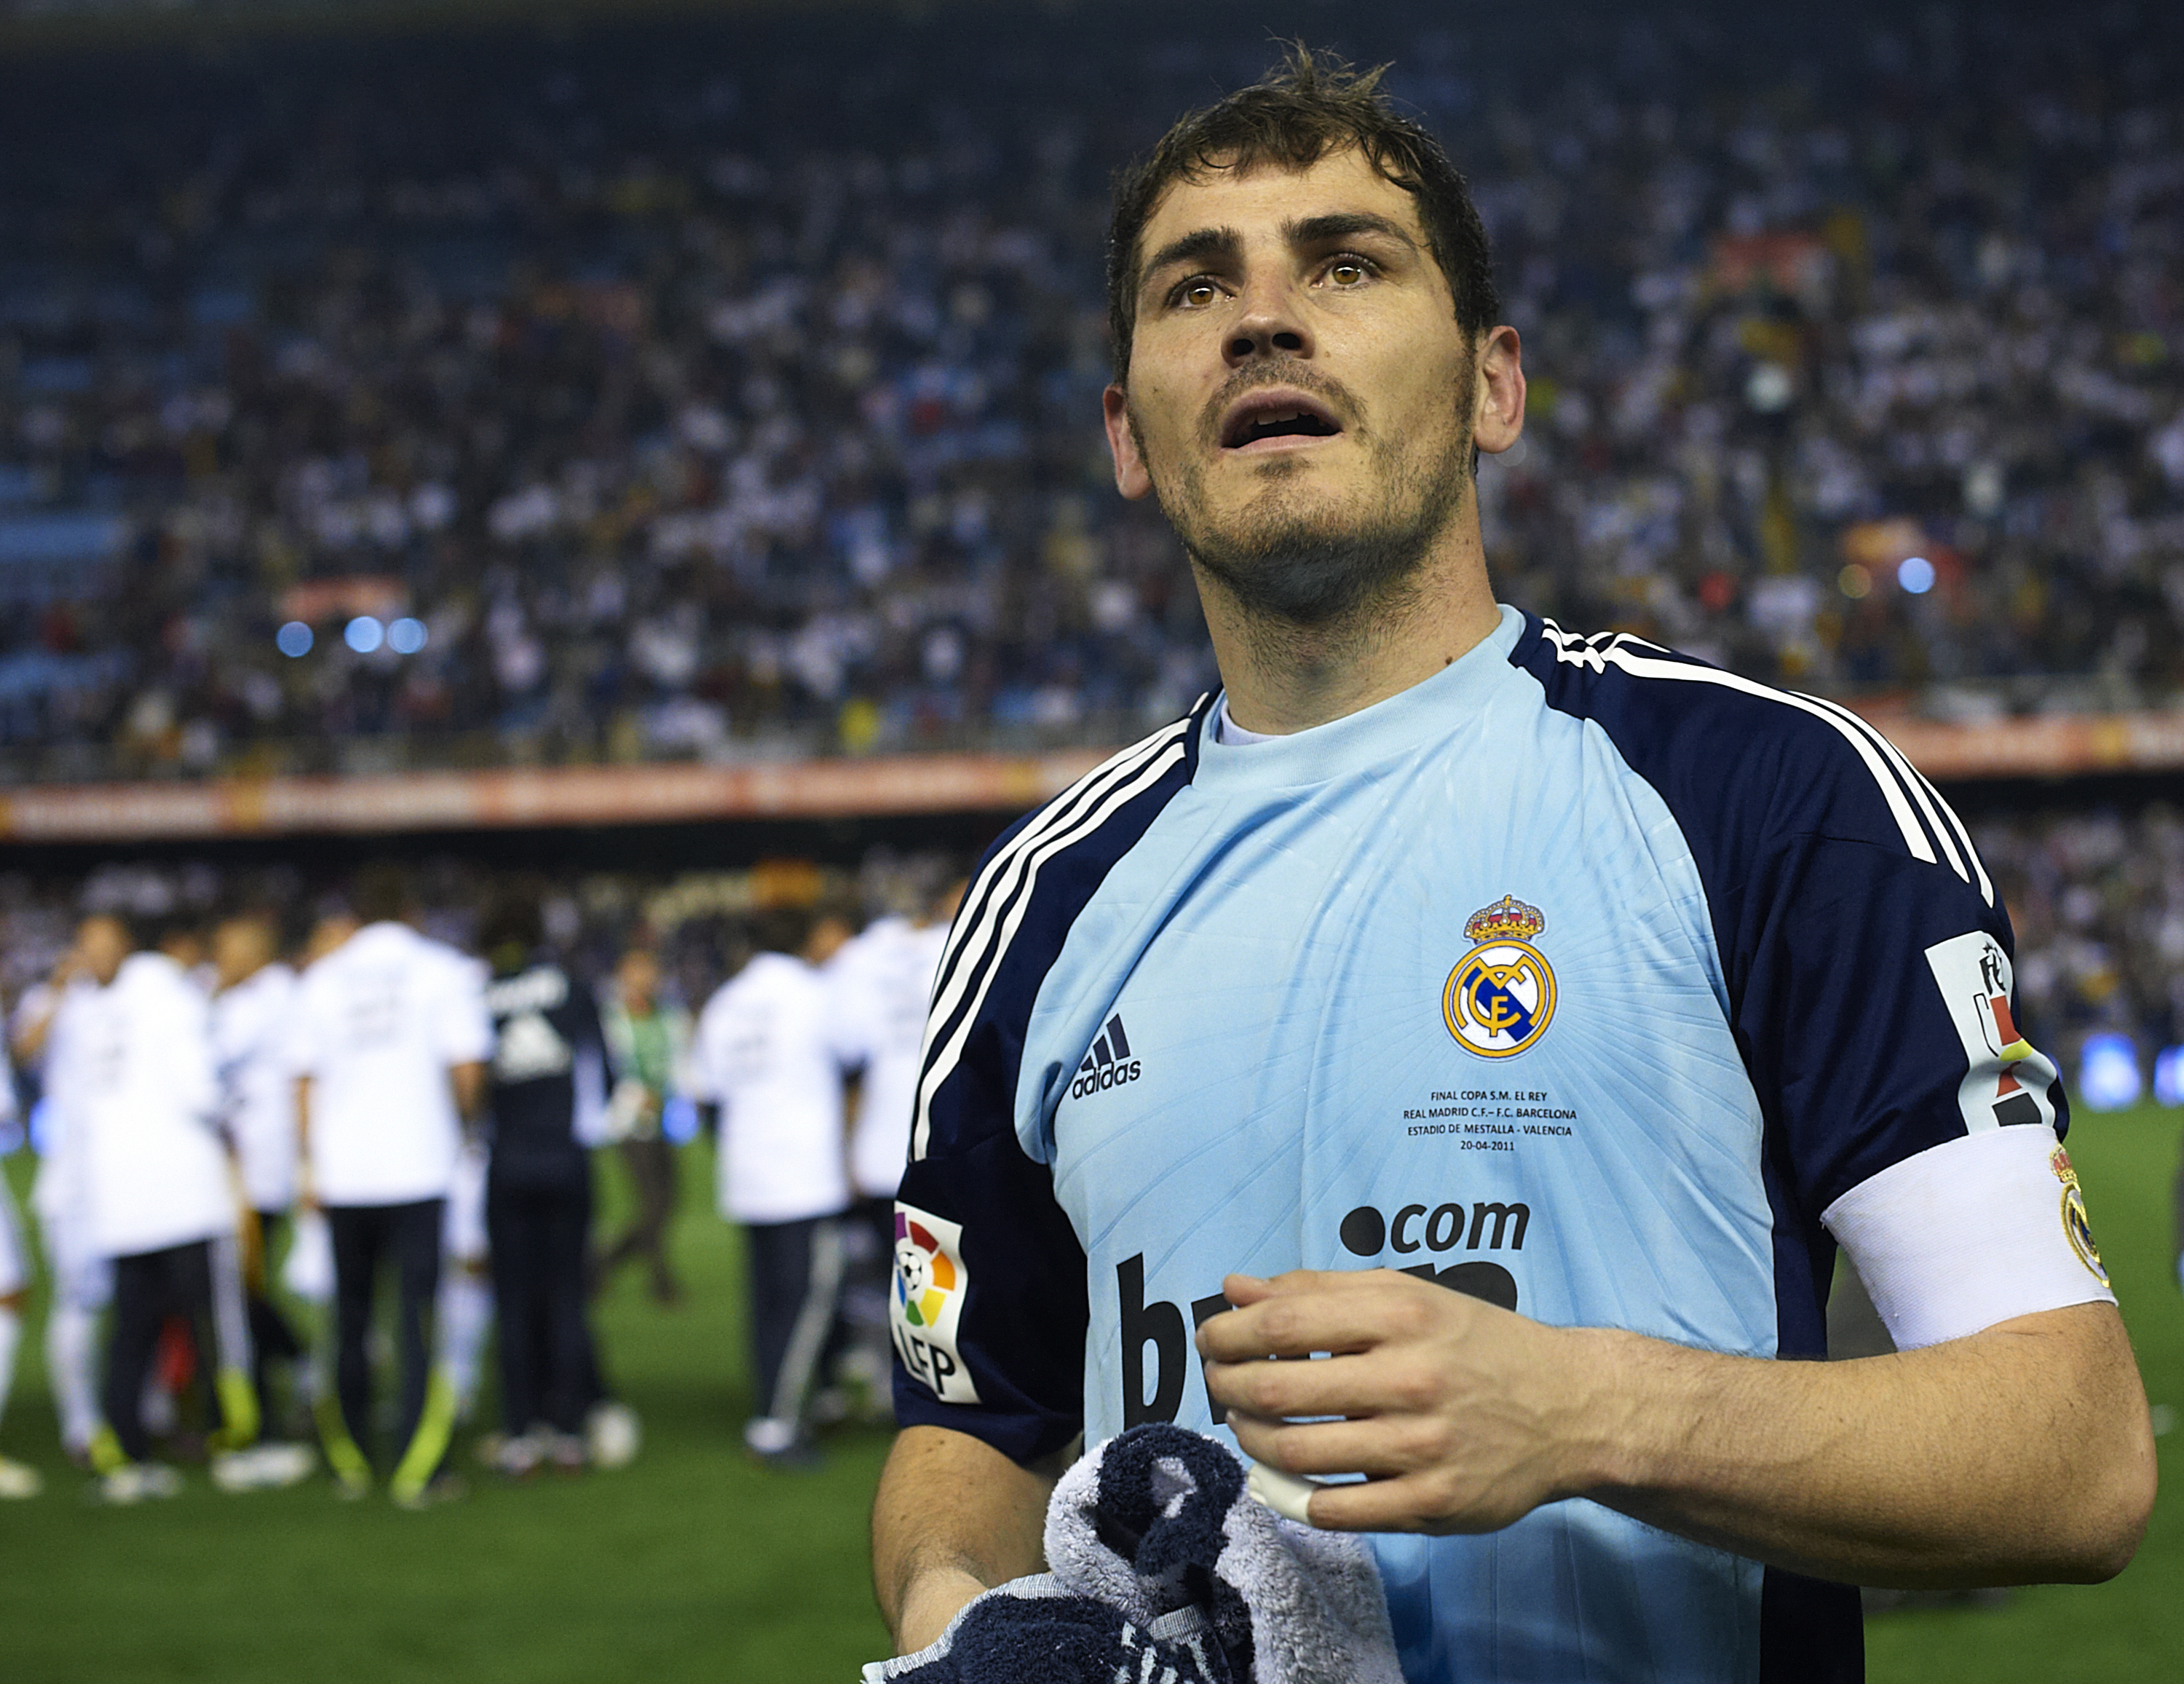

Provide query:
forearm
left=450, top=1061, right=486, bottom=1124
left=293, top=1078, right=314, bottom=1203
left=1579, top=1302, right=2155, bottom=1586
left=871, top=1425, right=1061, bottom=1653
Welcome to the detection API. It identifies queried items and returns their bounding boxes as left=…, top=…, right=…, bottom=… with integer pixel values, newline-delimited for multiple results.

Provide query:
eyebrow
left=1136, top=210, right=1423, bottom=297
left=1281, top=210, right=1420, bottom=252
left=1138, top=226, right=1241, bottom=292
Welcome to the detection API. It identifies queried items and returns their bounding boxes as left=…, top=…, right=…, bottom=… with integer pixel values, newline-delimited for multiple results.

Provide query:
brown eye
left=1328, top=259, right=1370, bottom=287
left=1180, top=280, right=1218, bottom=307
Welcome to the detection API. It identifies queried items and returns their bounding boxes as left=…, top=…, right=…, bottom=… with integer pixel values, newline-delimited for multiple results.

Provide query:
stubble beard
left=1134, top=364, right=1476, bottom=660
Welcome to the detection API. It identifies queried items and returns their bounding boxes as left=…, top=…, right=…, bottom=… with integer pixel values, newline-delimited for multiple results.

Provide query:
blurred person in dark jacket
left=479, top=890, right=636, bottom=1475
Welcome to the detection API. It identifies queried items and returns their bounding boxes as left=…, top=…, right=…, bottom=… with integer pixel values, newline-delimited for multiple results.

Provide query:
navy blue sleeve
left=558, top=976, right=606, bottom=1058
left=891, top=713, right=1202, bottom=1467
left=1514, top=621, right=2065, bottom=1347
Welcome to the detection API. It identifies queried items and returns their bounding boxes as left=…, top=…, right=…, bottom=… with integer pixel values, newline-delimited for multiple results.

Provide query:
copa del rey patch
left=891, top=1201, right=981, bottom=1405
left=1922, top=931, right=2060, bottom=1133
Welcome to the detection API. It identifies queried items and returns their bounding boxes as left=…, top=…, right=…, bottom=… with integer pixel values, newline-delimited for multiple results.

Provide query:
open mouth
left=1219, top=391, right=1344, bottom=450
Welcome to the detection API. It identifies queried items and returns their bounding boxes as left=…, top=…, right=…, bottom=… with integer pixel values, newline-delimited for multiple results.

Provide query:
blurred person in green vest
left=595, top=945, right=693, bottom=1305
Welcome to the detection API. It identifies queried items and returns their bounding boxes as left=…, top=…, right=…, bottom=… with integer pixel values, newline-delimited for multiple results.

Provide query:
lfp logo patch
left=891, top=1202, right=981, bottom=1404
left=1444, top=895, right=1556, bottom=1059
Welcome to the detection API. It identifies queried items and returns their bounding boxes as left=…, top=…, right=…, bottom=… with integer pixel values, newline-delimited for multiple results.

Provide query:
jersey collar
left=1192, top=603, right=1527, bottom=790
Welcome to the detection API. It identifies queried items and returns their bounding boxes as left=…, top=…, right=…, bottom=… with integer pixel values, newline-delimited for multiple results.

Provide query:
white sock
left=0, top=1306, right=20, bottom=1436
left=142, top=1371, right=176, bottom=1436
left=46, top=1300, right=102, bottom=1453
left=436, top=1270, right=493, bottom=1420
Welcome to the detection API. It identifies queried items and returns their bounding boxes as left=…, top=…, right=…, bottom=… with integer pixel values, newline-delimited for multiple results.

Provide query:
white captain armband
left=1821, top=1125, right=2115, bottom=1352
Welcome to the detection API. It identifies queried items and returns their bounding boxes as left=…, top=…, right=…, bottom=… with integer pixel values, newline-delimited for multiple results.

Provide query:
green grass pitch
left=2, top=1110, right=2179, bottom=1682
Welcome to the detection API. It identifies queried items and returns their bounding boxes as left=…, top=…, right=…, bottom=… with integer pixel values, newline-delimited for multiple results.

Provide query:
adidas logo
left=1069, top=1013, right=1143, bottom=1100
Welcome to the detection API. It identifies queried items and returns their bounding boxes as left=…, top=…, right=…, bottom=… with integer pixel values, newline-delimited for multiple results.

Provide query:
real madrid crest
left=2049, top=1145, right=2108, bottom=1287
left=1444, top=895, right=1556, bottom=1059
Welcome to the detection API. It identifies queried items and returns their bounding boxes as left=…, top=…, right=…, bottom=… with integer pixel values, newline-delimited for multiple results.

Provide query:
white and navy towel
left=864, top=1423, right=1401, bottom=1684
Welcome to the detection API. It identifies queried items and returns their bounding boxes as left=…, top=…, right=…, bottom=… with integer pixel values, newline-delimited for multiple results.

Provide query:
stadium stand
left=0, top=0, right=2179, bottom=1079
left=0, top=0, right=2179, bottom=787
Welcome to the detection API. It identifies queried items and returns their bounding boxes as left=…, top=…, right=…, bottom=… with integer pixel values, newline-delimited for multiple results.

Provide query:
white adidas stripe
left=911, top=719, right=1193, bottom=1161
left=1540, top=622, right=1992, bottom=899
left=922, top=725, right=1188, bottom=1040
left=1536, top=621, right=1941, bottom=871
left=1804, top=693, right=1993, bottom=904
left=1889, top=748, right=1994, bottom=906
left=919, top=719, right=1187, bottom=1063
left=912, top=728, right=1190, bottom=1161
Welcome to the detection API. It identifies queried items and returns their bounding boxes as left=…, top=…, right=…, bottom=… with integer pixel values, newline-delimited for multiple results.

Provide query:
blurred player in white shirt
left=0, top=1040, right=38, bottom=1496
left=835, top=874, right=965, bottom=1212
left=71, top=913, right=256, bottom=1502
left=12, top=948, right=107, bottom=1467
left=292, top=865, right=491, bottom=1507
left=692, top=906, right=855, bottom=1466
left=826, top=874, right=964, bottom=1407
left=210, top=910, right=310, bottom=1443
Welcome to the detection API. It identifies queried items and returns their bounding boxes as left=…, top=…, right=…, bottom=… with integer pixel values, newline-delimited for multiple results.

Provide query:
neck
left=1196, top=518, right=1501, bottom=735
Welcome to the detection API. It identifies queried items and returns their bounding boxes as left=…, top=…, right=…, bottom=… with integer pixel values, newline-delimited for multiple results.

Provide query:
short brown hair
left=1106, top=46, right=1500, bottom=383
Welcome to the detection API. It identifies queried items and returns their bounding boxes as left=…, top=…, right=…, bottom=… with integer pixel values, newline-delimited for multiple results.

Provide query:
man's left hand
left=1198, top=1268, right=1612, bottom=1534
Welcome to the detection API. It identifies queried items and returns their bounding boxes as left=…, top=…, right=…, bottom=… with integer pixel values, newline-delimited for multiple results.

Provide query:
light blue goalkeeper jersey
left=892, top=606, right=2065, bottom=1684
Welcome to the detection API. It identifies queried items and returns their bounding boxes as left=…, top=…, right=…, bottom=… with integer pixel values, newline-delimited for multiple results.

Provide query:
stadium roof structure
left=1, top=708, right=2182, bottom=842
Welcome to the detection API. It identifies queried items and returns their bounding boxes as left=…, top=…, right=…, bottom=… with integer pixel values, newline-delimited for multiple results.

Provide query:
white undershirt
left=1212, top=695, right=1279, bottom=746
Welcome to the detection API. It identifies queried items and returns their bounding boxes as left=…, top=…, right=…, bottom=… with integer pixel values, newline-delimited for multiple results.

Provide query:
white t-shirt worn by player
left=693, top=951, right=852, bottom=1225
left=213, top=961, right=301, bottom=1214
left=0, top=1044, right=23, bottom=1297
left=75, top=952, right=232, bottom=1259
left=24, top=977, right=99, bottom=1264
left=292, top=922, right=494, bottom=1209
left=832, top=915, right=950, bottom=1199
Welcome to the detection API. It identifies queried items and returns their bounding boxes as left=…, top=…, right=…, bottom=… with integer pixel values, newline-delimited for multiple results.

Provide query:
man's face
left=618, top=950, right=660, bottom=1008
left=76, top=917, right=129, bottom=986
left=1106, top=149, right=1491, bottom=626
left=213, top=917, right=272, bottom=992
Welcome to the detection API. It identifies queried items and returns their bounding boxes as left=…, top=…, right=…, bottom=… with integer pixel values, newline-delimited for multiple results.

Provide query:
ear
left=1471, top=325, right=1527, bottom=458
left=1103, top=385, right=1155, bottom=500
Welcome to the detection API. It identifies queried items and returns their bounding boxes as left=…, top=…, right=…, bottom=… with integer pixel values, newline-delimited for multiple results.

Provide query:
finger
left=1205, top=1351, right=1417, bottom=1420
left=1302, top=1470, right=1506, bottom=1537
left=1222, top=1268, right=1401, bottom=1305
left=1225, top=1408, right=1434, bottom=1481
left=1197, top=1276, right=1449, bottom=1363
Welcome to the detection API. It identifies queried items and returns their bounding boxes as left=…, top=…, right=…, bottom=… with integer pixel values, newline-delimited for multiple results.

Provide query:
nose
left=1224, top=273, right=1313, bottom=367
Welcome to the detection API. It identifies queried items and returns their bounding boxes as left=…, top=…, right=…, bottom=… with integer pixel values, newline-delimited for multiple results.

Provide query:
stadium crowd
left=0, top=1, right=2180, bottom=778
left=0, top=850, right=962, bottom=1500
